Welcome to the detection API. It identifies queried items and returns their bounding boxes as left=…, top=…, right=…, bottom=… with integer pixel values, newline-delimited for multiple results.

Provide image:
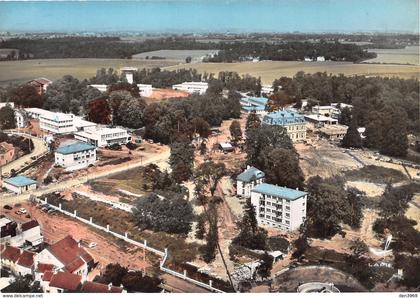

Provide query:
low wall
left=38, top=197, right=225, bottom=293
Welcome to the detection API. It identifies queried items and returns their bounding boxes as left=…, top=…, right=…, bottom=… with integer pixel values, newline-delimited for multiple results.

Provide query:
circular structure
left=272, top=265, right=366, bottom=292
left=297, top=282, right=340, bottom=293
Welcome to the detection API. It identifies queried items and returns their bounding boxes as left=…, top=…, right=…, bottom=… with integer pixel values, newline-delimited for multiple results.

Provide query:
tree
left=257, top=252, right=274, bottom=280
left=195, top=213, right=206, bottom=240
left=194, top=161, right=226, bottom=196
left=342, top=188, right=364, bottom=228
left=87, top=97, right=111, bottom=124
left=233, top=198, right=267, bottom=250
left=380, top=107, right=408, bottom=157
left=350, top=239, right=368, bottom=259
left=133, top=192, right=194, bottom=234
left=379, top=185, right=412, bottom=219
left=245, top=112, right=261, bottom=136
left=100, top=263, right=128, bottom=286
left=114, top=96, right=147, bottom=128
left=2, top=275, right=42, bottom=293
left=306, top=177, right=349, bottom=238
left=342, top=119, right=362, bottom=148
left=11, top=85, right=43, bottom=108
left=364, top=111, right=384, bottom=149
left=245, top=125, right=294, bottom=169
left=338, top=106, right=352, bottom=126
left=202, top=205, right=219, bottom=263
left=394, top=254, right=420, bottom=288
left=262, top=148, right=304, bottom=189
left=199, top=141, right=207, bottom=155
left=0, top=105, right=16, bottom=129
left=121, top=271, right=162, bottom=292
left=229, top=120, right=242, bottom=146
left=191, top=117, right=210, bottom=138
left=169, top=141, right=195, bottom=183
left=185, top=56, right=192, bottom=63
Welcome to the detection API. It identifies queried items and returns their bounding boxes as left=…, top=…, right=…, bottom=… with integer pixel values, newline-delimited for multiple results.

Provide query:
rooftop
left=304, top=114, right=338, bottom=122
left=47, top=235, right=93, bottom=268
left=263, top=110, right=306, bottom=126
left=49, top=272, right=82, bottom=291
left=252, top=183, right=307, bottom=200
left=2, top=246, right=21, bottom=262
left=21, top=220, right=40, bottom=232
left=56, top=142, right=96, bottom=155
left=237, top=166, right=265, bottom=183
left=17, top=250, right=35, bottom=268
left=4, top=175, right=37, bottom=187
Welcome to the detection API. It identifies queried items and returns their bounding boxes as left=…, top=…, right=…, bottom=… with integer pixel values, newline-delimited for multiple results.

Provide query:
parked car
left=3, top=205, right=12, bottom=210
left=19, top=208, right=27, bottom=214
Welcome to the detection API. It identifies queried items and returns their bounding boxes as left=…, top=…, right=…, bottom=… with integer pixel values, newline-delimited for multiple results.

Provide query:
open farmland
left=0, top=58, right=178, bottom=86
left=165, top=60, right=420, bottom=84
left=132, top=49, right=219, bottom=62
left=366, top=46, right=419, bottom=65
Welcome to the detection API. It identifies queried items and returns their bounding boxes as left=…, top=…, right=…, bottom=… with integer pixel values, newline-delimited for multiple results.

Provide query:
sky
left=0, top=0, right=418, bottom=33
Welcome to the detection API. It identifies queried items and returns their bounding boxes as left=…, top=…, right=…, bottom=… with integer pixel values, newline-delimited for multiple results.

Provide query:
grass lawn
left=343, top=165, right=408, bottom=184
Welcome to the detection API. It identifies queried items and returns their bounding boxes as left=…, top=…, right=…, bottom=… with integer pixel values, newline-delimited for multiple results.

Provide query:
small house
left=236, top=166, right=265, bottom=198
left=2, top=176, right=37, bottom=194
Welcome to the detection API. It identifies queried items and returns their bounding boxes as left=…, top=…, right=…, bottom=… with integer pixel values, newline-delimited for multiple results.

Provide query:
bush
left=126, top=142, right=138, bottom=150
left=107, top=143, right=122, bottom=150
left=43, top=176, right=53, bottom=185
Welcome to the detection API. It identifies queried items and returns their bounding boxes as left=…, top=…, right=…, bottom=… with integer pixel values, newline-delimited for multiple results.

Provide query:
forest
left=1, top=37, right=375, bottom=62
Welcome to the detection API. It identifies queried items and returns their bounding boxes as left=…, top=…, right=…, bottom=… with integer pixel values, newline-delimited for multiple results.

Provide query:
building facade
left=55, top=142, right=96, bottom=171
left=2, top=176, right=37, bottom=194
left=262, top=110, right=307, bottom=142
left=250, top=183, right=307, bottom=231
left=172, top=82, right=208, bottom=95
left=240, top=97, right=268, bottom=114
left=74, top=126, right=131, bottom=147
left=0, top=142, right=15, bottom=166
left=39, top=111, right=76, bottom=134
left=236, top=166, right=265, bottom=198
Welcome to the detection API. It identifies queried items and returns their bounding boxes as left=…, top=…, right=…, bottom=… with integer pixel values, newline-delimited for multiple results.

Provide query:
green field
left=366, top=46, right=419, bottom=65
left=165, top=60, right=420, bottom=84
left=0, top=58, right=178, bottom=86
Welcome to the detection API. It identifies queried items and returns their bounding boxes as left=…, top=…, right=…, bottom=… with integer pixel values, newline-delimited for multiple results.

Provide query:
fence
left=37, top=197, right=225, bottom=293
left=74, top=191, right=134, bottom=213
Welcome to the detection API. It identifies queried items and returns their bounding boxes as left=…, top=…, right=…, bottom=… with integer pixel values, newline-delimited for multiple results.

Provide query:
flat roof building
left=2, top=176, right=37, bottom=194
left=251, top=183, right=307, bottom=231
left=236, top=166, right=265, bottom=198
left=172, top=82, right=208, bottom=95
left=240, top=97, right=269, bottom=114
left=74, top=126, right=131, bottom=147
left=304, top=114, right=338, bottom=125
left=55, top=142, right=96, bottom=171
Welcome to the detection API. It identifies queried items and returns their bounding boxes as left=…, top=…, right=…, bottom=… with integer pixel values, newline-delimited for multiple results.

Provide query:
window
left=286, top=220, right=290, bottom=225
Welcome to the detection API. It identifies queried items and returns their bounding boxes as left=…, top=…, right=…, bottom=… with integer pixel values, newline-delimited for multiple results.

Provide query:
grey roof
left=252, top=183, right=307, bottom=200
left=237, top=166, right=265, bottom=183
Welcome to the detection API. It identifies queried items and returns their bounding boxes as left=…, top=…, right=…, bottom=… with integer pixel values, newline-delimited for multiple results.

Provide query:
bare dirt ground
left=345, top=181, right=386, bottom=197
left=295, top=139, right=361, bottom=179
left=144, top=88, right=190, bottom=103
left=4, top=203, right=151, bottom=277
left=406, top=194, right=420, bottom=231
left=310, top=209, right=382, bottom=258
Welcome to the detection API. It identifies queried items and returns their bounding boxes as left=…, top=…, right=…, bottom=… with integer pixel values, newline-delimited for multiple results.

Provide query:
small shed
left=2, top=176, right=37, bottom=194
left=219, top=142, right=234, bottom=152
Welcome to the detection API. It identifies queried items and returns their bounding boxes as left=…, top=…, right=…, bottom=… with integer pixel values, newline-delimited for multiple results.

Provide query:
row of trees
left=0, top=105, right=15, bottom=130
left=208, top=41, right=375, bottom=62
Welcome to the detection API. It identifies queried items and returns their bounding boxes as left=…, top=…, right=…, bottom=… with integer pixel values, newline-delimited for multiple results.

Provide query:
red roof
left=1, top=246, right=21, bottom=262
left=17, top=250, right=35, bottom=268
left=21, top=220, right=39, bottom=232
left=49, top=272, right=82, bottom=291
left=47, top=235, right=93, bottom=268
left=81, top=281, right=124, bottom=293
left=37, top=263, right=55, bottom=273
left=28, top=78, right=52, bottom=86
left=42, top=271, right=54, bottom=282
left=65, top=257, right=85, bottom=273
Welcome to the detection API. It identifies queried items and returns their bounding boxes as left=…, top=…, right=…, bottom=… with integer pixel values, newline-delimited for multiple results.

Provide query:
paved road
left=0, top=150, right=170, bottom=207
left=0, top=133, right=48, bottom=176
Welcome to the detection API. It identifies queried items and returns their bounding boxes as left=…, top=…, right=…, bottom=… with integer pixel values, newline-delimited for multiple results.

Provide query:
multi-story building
left=261, top=85, right=274, bottom=95
left=172, top=82, right=208, bottom=95
left=39, top=110, right=76, bottom=134
left=311, top=105, right=340, bottom=119
left=262, top=110, right=307, bottom=142
left=236, top=166, right=265, bottom=198
left=251, top=183, right=307, bottom=231
left=74, top=126, right=131, bottom=147
left=89, top=83, right=153, bottom=97
left=55, top=142, right=96, bottom=171
left=15, top=110, right=27, bottom=128
left=27, top=78, right=52, bottom=95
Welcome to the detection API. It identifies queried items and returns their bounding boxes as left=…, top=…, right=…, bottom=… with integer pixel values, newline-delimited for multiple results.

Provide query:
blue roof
left=247, top=97, right=269, bottom=106
left=4, top=175, right=37, bottom=187
left=237, top=166, right=265, bottom=182
left=262, top=110, right=306, bottom=126
left=252, top=183, right=307, bottom=200
left=56, top=142, right=96, bottom=155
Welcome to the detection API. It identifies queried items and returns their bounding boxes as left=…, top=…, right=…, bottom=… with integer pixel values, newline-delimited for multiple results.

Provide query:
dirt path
left=0, top=148, right=170, bottom=206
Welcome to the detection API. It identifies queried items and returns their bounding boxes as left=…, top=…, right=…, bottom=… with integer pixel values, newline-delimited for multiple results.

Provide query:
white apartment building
left=74, top=126, right=131, bottom=147
left=261, top=85, right=274, bottom=95
left=311, top=105, right=340, bottom=119
left=40, top=111, right=76, bottom=134
left=15, top=110, right=27, bottom=128
left=172, top=82, right=208, bottom=95
left=89, top=84, right=153, bottom=97
left=0, top=102, right=15, bottom=109
left=55, top=142, right=96, bottom=171
left=236, top=166, right=265, bottom=198
left=251, top=183, right=307, bottom=231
